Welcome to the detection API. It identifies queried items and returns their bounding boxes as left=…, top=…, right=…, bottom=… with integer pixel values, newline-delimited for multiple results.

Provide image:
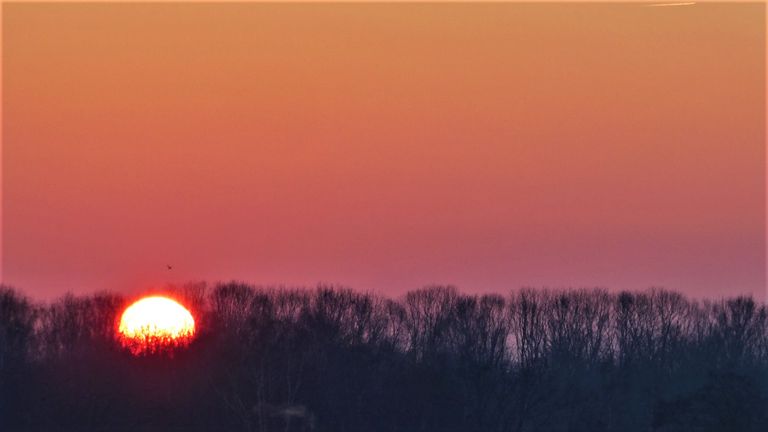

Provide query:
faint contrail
left=645, top=2, right=696, bottom=6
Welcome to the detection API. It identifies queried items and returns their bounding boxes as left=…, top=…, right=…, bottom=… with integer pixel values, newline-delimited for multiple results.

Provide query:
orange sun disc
left=118, top=296, right=195, bottom=354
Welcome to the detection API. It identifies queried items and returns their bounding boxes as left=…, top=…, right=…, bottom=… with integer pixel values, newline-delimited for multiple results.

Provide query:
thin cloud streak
left=645, top=2, right=697, bottom=6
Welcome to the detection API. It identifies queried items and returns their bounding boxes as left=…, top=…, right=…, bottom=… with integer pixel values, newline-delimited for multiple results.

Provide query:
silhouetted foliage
left=1, top=283, right=767, bottom=431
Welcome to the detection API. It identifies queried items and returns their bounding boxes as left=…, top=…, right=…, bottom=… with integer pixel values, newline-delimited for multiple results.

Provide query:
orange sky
left=2, top=3, right=765, bottom=298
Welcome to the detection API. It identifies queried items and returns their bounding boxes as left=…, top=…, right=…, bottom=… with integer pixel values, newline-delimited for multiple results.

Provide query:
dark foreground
left=1, top=283, right=768, bottom=431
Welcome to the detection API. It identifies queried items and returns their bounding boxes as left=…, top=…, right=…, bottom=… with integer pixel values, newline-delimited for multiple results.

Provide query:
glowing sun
left=118, top=296, right=195, bottom=354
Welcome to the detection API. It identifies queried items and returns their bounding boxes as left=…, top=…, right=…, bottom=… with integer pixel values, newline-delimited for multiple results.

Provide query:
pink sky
left=2, top=3, right=765, bottom=299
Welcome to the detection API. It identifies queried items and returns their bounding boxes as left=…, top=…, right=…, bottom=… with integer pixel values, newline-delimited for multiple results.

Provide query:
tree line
left=1, top=283, right=767, bottom=431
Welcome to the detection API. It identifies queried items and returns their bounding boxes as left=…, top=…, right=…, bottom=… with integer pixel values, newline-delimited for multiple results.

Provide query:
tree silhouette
left=1, top=283, right=767, bottom=431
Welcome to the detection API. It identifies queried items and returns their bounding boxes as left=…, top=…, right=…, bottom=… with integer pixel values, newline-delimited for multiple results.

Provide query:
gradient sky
left=2, top=3, right=765, bottom=299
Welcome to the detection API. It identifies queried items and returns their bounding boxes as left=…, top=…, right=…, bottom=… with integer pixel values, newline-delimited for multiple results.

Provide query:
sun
left=118, top=296, right=195, bottom=354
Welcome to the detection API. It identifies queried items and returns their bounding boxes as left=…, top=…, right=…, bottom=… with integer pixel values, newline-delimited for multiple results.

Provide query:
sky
left=2, top=3, right=765, bottom=299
